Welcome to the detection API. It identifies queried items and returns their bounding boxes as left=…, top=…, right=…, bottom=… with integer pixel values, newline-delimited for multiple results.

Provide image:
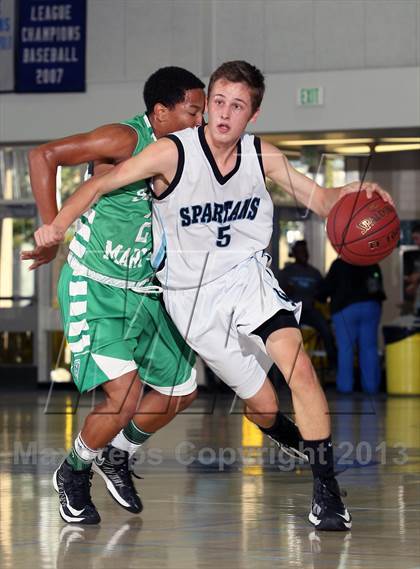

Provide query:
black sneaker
left=92, top=445, right=143, bottom=514
left=309, top=477, right=352, bottom=531
left=261, top=413, right=309, bottom=462
left=53, top=461, right=101, bottom=525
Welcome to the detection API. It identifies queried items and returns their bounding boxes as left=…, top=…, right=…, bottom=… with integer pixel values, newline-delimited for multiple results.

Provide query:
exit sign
left=297, top=87, right=324, bottom=107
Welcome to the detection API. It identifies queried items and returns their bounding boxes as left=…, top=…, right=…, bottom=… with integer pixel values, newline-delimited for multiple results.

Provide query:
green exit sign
left=297, top=87, right=324, bottom=107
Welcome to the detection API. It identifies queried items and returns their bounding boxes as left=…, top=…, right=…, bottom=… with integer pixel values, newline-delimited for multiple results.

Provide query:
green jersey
left=67, top=113, right=158, bottom=291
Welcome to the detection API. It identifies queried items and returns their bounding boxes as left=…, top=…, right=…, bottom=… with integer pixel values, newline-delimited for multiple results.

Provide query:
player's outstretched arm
left=23, top=124, right=136, bottom=269
left=34, top=138, right=177, bottom=249
left=260, top=140, right=394, bottom=218
left=28, top=124, right=136, bottom=223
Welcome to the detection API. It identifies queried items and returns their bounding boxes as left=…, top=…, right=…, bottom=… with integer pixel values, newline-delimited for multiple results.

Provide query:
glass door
left=0, top=146, right=37, bottom=379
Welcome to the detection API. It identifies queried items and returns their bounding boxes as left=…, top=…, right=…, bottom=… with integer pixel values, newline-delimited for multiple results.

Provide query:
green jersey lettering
left=68, top=114, right=156, bottom=287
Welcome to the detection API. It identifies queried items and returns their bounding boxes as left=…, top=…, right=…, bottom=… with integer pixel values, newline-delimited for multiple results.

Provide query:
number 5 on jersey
left=217, top=225, right=231, bottom=247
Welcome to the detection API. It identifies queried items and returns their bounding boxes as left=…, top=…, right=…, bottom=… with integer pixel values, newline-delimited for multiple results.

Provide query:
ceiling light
left=374, top=144, right=420, bottom=152
left=279, top=138, right=374, bottom=147
left=330, top=145, right=372, bottom=155
left=380, top=138, right=420, bottom=143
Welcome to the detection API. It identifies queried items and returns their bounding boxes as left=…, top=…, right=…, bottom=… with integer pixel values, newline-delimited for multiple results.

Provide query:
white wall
left=85, top=0, right=420, bottom=78
left=1, top=0, right=420, bottom=141
left=251, top=67, right=420, bottom=133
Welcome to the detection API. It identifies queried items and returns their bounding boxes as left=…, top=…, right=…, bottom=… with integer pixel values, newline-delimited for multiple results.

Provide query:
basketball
left=326, top=190, right=400, bottom=265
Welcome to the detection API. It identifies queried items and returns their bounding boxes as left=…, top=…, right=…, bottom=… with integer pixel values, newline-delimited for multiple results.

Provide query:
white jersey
left=151, top=126, right=273, bottom=289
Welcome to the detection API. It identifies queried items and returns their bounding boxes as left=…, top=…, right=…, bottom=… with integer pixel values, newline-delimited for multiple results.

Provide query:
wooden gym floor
left=0, top=389, right=419, bottom=569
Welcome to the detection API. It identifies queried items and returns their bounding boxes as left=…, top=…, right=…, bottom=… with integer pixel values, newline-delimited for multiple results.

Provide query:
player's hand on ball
left=34, top=224, right=65, bottom=248
left=326, top=188, right=399, bottom=265
left=21, top=244, right=59, bottom=270
left=339, top=181, right=395, bottom=207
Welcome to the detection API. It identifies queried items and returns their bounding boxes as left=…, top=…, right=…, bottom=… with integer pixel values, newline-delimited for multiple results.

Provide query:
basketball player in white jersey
left=34, top=61, right=393, bottom=531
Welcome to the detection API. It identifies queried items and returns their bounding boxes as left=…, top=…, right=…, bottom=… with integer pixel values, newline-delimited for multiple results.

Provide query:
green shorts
left=58, top=263, right=196, bottom=394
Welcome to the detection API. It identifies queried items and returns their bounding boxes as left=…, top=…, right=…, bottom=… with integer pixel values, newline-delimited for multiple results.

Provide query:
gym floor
left=0, top=389, right=419, bottom=569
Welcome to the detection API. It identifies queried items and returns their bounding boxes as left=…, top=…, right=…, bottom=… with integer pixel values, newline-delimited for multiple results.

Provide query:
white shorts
left=162, top=252, right=302, bottom=400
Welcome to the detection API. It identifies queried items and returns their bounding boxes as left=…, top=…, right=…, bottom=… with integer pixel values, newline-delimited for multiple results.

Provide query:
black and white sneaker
left=92, top=445, right=143, bottom=514
left=309, top=477, right=352, bottom=531
left=53, top=461, right=101, bottom=525
left=262, top=413, right=309, bottom=462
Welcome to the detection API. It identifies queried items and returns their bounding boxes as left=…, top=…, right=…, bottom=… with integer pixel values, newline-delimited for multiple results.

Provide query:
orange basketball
left=326, top=190, right=400, bottom=265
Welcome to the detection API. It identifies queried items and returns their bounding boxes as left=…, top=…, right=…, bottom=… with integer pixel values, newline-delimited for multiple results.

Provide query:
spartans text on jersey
left=180, top=197, right=261, bottom=227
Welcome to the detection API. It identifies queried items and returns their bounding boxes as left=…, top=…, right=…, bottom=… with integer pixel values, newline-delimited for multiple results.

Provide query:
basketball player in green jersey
left=23, top=67, right=205, bottom=524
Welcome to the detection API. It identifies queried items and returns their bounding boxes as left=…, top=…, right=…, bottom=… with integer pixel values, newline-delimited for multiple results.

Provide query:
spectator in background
left=279, top=240, right=337, bottom=370
left=411, top=223, right=420, bottom=247
left=321, top=259, right=386, bottom=394
left=404, top=223, right=420, bottom=316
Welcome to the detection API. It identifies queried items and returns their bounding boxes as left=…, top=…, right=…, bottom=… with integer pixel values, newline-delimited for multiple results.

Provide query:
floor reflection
left=0, top=391, right=419, bottom=568
left=56, top=519, right=143, bottom=569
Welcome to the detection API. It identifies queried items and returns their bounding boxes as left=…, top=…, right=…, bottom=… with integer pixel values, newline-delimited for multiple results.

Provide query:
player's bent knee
left=288, top=355, right=319, bottom=391
left=106, top=389, right=140, bottom=425
left=117, top=399, right=139, bottom=425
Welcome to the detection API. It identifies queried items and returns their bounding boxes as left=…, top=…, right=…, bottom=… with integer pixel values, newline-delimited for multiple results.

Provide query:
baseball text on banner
left=15, top=0, right=87, bottom=93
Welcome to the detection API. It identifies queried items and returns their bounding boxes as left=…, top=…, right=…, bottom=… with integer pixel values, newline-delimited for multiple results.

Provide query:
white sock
left=110, top=430, right=143, bottom=457
left=73, top=433, right=100, bottom=462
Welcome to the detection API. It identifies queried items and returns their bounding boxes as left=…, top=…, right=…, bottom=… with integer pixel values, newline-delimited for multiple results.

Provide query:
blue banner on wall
left=15, top=0, right=86, bottom=92
left=0, top=0, right=15, bottom=92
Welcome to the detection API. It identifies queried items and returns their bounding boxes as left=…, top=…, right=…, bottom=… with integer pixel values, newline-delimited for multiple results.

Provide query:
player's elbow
left=28, top=145, right=57, bottom=170
left=28, top=146, right=42, bottom=168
